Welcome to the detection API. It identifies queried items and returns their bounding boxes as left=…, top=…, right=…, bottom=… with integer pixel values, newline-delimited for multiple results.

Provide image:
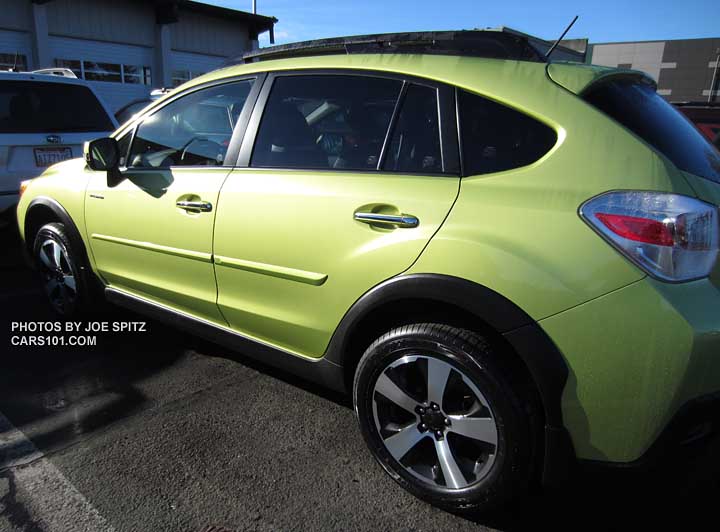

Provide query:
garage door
left=0, top=29, right=32, bottom=70
left=170, top=50, right=225, bottom=86
left=49, top=36, right=153, bottom=112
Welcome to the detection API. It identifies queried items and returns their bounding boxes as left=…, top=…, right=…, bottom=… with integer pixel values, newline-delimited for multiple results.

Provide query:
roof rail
left=231, top=30, right=545, bottom=66
left=31, top=68, right=78, bottom=78
left=672, top=101, right=720, bottom=108
left=150, top=87, right=173, bottom=97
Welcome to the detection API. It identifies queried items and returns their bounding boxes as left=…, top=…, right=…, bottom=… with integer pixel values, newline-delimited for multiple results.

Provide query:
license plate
left=34, top=147, right=73, bottom=167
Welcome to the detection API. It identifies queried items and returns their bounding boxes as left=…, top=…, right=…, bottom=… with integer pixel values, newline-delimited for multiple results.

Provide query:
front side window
left=459, top=90, right=557, bottom=176
left=127, top=80, right=253, bottom=168
left=251, top=75, right=402, bottom=170
left=383, top=84, right=442, bottom=173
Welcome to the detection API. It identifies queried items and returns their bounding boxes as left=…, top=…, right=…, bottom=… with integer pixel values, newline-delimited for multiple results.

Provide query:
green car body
left=16, top=50, right=720, bottom=490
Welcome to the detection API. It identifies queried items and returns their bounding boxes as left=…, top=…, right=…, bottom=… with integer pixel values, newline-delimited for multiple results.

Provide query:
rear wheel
left=33, top=222, right=99, bottom=317
left=353, top=323, right=537, bottom=512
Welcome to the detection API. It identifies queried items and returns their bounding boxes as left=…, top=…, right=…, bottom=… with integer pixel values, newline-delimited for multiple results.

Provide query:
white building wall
left=171, top=10, right=249, bottom=57
left=591, top=42, right=668, bottom=81
left=0, top=29, right=33, bottom=69
left=0, top=0, right=31, bottom=32
left=50, top=36, right=153, bottom=111
left=1, top=0, right=265, bottom=110
left=46, top=0, right=154, bottom=47
left=171, top=50, right=225, bottom=78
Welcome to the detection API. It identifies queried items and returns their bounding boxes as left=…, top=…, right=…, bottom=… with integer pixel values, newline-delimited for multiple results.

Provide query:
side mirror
left=84, top=137, right=119, bottom=171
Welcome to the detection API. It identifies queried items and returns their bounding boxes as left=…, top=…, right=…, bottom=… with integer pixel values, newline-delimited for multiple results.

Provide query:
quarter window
left=458, top=90, right=557, bottom=176
left=127, top=80, right=254, bottom=168
left=251, top=75, right=402, bottom=170
left=384, top=84, right=442, bottom=173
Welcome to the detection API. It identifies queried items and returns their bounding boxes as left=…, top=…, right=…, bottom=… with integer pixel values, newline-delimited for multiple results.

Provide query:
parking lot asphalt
left=1, top=225, right=720, bottom=532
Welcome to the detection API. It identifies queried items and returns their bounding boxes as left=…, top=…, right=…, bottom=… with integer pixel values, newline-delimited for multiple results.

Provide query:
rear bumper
left=539, top=276, right=720, bottom=464
left=581, top=391, right=720, bottom=471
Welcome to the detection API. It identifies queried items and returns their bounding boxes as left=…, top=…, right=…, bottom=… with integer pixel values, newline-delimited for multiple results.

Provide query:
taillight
left=580, top=191, right=719, bottom=282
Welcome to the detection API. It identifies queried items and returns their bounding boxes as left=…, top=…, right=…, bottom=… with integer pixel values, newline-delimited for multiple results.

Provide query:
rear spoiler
left=547, top=62, right=656, bottom=96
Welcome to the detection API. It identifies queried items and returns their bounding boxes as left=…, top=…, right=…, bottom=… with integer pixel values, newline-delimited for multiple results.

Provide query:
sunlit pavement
left=1, top=226, right=719, bottom=532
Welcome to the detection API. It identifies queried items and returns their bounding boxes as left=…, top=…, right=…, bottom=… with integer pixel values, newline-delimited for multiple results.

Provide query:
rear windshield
left=584, top=79, right=720, bottom=183
left=0, top=80, right=114, bottom=133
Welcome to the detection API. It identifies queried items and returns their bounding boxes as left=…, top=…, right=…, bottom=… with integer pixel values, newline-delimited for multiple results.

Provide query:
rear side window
left=384, top=84, right=442, bottom=173
left=584, top=80, right=720, bottom=183
left=251, top=75, right=402, bottom=170
left=458, top=90, right=557, bottom=176
left=0, top=80, right=114, bottom=133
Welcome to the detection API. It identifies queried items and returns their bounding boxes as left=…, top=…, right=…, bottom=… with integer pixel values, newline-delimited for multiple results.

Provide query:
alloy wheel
left=37, top=238, right=77, bottom=314
left=372, top=354, right=498, bottom=490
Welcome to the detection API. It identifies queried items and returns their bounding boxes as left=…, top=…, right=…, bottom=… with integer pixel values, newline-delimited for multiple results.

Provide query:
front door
left=86, top=78, right=257, bottom=324
left=213, top=73, right=460, bottom=356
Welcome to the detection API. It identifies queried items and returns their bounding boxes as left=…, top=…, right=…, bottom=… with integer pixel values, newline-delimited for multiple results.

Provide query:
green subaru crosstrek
left=15, top=31, right=720, bottom=512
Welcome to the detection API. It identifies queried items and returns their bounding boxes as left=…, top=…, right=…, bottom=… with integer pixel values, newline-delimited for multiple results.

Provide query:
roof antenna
left=545, top=15, right=578, bottom=60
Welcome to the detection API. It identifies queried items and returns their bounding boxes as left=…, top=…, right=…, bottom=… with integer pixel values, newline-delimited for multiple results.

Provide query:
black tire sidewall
left=33, top=223, right=90, bottom=318
left=353, top=325, right=532, bottom=511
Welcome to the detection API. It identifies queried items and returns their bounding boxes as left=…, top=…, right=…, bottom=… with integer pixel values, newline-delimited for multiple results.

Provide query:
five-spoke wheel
left=37, top=237, right=78, bottom=314
left=354, top=323, right=536, bottom=512
left=372, top=355, right=498, bottom=489
left=33, top=222, right=97, bottom=317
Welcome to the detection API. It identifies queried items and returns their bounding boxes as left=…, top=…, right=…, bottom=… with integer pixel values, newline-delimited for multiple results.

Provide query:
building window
left=124, top=65, right=152, bottom=85
left=54, top=59, right=152, bottom=85
left=0, top=53, right=28, bottom=72
left=84, top=61, right=121, bottom=83
left=171, top=70, right=206, bottom=88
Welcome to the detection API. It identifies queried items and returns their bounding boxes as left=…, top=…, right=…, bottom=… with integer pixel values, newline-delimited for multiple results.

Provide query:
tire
left=33, top=222, right=101, bottom=318
left=353, top=323, right=537, bottom=513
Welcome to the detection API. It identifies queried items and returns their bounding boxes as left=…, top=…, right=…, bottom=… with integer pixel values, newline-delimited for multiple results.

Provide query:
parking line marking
left=0, top=411, right=115, bottom=532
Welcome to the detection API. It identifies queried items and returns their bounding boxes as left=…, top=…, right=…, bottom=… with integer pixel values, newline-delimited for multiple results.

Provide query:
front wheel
left=353, top=323, right=537, bottom=512
left=33, top=222, right=99, bottom=317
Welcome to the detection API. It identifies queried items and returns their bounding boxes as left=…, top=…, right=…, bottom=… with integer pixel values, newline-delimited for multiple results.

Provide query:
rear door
left=213, top=71, right=460, bottom=357
left=0, top=79, right=115, bottom=199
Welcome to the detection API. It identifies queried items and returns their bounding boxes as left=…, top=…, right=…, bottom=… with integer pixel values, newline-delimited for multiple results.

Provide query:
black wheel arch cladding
left=326, top=273, right=575, bottom=484
left=25, top=196, right=88, bottom=265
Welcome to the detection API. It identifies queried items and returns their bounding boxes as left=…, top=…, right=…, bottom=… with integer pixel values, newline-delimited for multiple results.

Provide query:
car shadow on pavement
left=2, top=225, right=719, bottom=531
left=0, top=227, right=189, bottom=466
left=190, top=334, right=720, bottom=531
left=479, top=450, right=720, bottom=530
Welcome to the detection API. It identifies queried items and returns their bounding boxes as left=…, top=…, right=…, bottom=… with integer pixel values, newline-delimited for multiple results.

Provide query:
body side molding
left=214, top=255, right=328, bottom=285
left=91, top=234, right=212, bottom=263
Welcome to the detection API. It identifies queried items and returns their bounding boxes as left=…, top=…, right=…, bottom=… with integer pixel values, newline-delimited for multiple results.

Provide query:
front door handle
left=176, top=200, right=213, bottom=212
left=354, top=212, right=419, bottom=228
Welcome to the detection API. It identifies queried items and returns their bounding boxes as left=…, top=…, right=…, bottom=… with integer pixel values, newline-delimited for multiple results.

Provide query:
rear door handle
left=354, top=212, right=419, bottom=228
left=176, top=200, right=213, bottom=212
